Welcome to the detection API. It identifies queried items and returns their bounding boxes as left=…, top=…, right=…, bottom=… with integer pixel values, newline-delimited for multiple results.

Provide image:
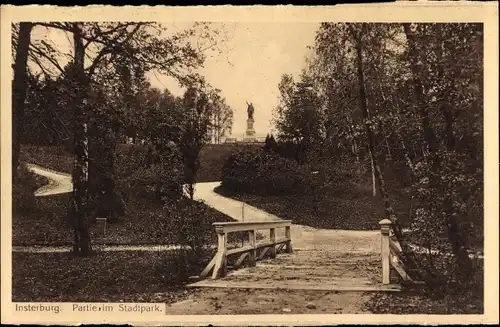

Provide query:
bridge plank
left=187, top=281, right=401, bottom=292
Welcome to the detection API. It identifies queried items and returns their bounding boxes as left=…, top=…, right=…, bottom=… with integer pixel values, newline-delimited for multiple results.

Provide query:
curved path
left=26, top=163, right=73, bottom=196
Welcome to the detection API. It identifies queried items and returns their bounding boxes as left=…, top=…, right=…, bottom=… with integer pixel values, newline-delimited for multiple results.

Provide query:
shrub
left=114, top=144, right=149, bottom=179
left=405, top=151, right=483, bottom=290
left=13, top=165, right=48, bottom=216
left=222, top=149, right=319, bottom=196
left=118, top=143, right=184, bottom=202
left=169, top=200, right=217, bottom=259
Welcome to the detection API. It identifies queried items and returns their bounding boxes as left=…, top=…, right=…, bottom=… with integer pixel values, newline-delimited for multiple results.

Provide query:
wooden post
left=285, top=225, right=292, bottom=253
left=379, top=219, right=392, bottom=285
left=248, top=229, right=256, bottom=267
left=212, top=231, right=227, bottom=279
left=269, top=228, right=276, bottom=258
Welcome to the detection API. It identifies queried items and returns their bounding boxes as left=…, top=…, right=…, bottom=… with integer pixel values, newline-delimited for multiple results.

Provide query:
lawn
left=12, top=251, right=202, bottom=302
left=12, top=192, right=240, bottom=246
left=20, top=145, right=74, bottom=174
left=215, top=183, right=411, bottom=231
left=14, top=143, right=255, bottom=247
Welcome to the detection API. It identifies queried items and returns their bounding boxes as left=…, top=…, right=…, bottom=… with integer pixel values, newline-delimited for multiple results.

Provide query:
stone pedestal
left=244, top=118, right=256, bottom=141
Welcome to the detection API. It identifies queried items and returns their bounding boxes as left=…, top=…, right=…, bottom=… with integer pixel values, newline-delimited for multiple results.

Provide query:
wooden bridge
left=188, top=219, right=408, bottom=292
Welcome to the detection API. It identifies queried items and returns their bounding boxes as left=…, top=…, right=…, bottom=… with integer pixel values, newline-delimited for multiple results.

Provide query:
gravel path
left=26, top=163, right=72, bottom=196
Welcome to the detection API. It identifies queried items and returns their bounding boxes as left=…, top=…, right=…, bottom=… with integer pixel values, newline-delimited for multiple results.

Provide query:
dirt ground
left=165, top=288, right=373, bottom=314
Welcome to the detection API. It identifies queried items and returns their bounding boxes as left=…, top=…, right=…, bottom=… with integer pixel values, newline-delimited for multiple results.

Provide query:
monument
left=244, top=101, right=256, bottom=141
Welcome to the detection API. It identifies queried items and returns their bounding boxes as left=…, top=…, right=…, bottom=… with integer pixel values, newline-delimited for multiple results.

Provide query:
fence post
left=248, top=229, right=256, bottom=267
left=269, top=228, right=276, bottom=258
left=285, top=225, right=292, bottom=253
left=212, top=230, right=227, bottom=279
left=379, top=219, right=392, bottom=284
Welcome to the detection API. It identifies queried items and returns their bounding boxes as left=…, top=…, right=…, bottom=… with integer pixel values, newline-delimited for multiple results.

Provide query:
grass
left=20, top=145, right=74, bottom=174
left=365, top=259, right=484, bottom=315
left=12, top=251, right=203, bottom=302
left=215, top=181, right=411, bottom=231
left=12, top=193, right=239, bottom=246
left=13, top=144, right=253, bottom=246
left=20, top=143, right=263, bottom=181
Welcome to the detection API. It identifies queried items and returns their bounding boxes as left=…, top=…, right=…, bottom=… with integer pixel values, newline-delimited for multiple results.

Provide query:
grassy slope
left=20, top=143, right=263, bottom=181
left=197, top=143, right=262, bottom=182
left=14, top=144, right=253, bottom=246
left=215, top=166, right=411, bottom=231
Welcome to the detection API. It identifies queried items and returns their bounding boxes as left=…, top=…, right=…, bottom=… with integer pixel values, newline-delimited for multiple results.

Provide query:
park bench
left=196, top=220, right=293, bottom=280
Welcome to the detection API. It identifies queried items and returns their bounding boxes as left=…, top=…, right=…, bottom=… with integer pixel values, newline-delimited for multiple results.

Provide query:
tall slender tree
left=12, top=23, right=34, bottom=179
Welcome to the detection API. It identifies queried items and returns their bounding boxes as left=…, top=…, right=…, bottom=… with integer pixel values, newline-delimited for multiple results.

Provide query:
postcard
left=1, top=3, right=498, bottom=326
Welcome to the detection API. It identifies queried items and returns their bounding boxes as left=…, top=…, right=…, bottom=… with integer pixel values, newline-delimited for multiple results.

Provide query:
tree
left=209, top=90, right=233, bottom=144
left=402, top=23, right=482, bottom=274
left=264, top=133, right=278, bottom=152
left=281, top=22, right=483, bottom=286
left=69, top=22, right=92, bottom=255
left=12, top=23, right=34, bottom=180
left=22, top=22, right=226, bottom=256
left=180, top=85, right=213, bottom=199
left=274, top=74, right=323, bottom=163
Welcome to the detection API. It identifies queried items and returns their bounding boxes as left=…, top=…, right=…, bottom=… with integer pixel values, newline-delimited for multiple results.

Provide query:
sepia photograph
left=1, top=4, right=498, bottom=326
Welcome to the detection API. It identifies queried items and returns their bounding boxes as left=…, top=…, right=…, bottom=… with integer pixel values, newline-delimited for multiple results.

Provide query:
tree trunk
left=12, top=23, right=34, bottom=180
left=369, top=147, right=377, bottom=196
left=90, top=125, right=124, bottom=222
left=71, top=22, right=92, bottom=256
left=346, top=114, right=360, bottom=164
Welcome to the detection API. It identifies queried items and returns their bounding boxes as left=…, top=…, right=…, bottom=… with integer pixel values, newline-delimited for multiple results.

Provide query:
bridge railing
left=379, top=219, right=414, bottom=285
left=198, top=220, right=293, bottom=280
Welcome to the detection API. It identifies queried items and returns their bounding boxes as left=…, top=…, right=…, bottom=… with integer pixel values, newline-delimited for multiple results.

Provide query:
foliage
left=121, top=143, right=185, bottom=202
left=12, top=21, right=231, bottom=255
left=273, top=74, right=324, bottom=163
left=170, top=200, right=217, bottom=259
left=273, top=22, right=483, bottom=288
left=263, top=134, right=279, bottom=153
left=179, top=85, right=217, bottom=199
left=12, top=165, right=48, bottom=216
left=222, top=149, right=315, bottom=196
left=13, top=146, right=239, bottom=247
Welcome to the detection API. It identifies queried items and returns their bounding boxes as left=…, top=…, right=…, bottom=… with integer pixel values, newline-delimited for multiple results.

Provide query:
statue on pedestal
left=245, top=101, right=256, bottom=140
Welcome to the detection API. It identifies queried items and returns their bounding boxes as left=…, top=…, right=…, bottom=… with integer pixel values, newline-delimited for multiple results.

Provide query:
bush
left=222, top=149, right=327, bottom=196
left=13, top=165, right=48, bottom=216
left=118, top=143, right=184, bottom=202
left=169, top=200, right=218, bottom=259
left=114, top=144, right=149, bottom=179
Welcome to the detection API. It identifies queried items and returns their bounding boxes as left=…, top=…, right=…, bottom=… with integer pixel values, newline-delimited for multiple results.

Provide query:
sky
left=147, top=22, right=319, bottom=137
left=28, top=22, right=320, bottom=137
